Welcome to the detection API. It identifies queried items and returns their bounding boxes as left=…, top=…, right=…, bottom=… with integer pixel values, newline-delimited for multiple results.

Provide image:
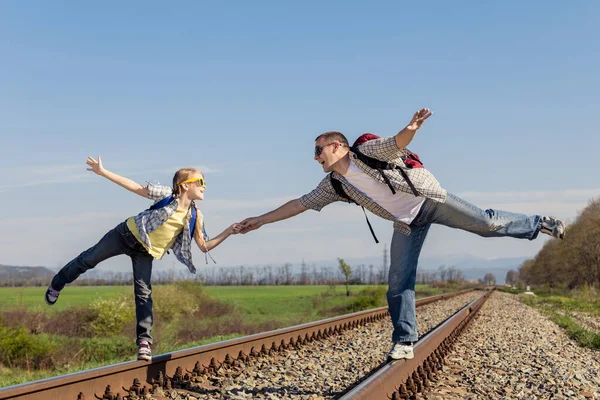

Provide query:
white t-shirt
left=343, top=161, right=425, bottom=224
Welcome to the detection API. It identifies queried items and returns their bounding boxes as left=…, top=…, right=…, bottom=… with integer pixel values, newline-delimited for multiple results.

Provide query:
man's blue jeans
left=51, top=221, right=155, bottom=345
left=387, top=193, right=541, bottom=343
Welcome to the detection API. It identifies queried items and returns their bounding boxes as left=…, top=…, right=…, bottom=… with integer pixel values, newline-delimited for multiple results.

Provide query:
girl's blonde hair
left=171, top=168, right=202, bottom=198
left=171, top=168, right=205, bottom=244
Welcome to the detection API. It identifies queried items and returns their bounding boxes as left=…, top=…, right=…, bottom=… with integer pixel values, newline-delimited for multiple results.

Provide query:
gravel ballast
left=426, top=291, right=600, bottom=399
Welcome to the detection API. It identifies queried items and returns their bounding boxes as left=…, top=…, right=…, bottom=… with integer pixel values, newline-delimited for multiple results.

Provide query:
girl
left=45, top=156, right=240, bottom=361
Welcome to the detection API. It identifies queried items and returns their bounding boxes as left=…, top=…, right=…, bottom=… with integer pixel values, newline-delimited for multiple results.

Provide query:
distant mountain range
left=0, top=264, right=55, bottom=280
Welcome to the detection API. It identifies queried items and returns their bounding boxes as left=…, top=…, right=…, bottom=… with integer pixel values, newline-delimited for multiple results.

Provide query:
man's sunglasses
left=181, top=177, right=206, bottom=187
left=314, top=142, right=337, bottom=157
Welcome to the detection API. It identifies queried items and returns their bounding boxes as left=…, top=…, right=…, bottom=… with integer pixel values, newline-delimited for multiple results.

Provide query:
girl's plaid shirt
left=300, top=136, right=448, bottom=236
left=132, top=183, right=209, bottom=273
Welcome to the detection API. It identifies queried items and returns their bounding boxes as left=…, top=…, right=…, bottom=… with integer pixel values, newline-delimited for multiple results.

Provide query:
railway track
left=339, top=288, right=493, bottom=399
left=0, top=288, right=478, bottom=400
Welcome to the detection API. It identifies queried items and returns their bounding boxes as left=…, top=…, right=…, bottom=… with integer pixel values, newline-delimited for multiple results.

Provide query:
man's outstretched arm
left=395, top=108, right=432, bottom=149
left=240, top=199, right=308, bottom=233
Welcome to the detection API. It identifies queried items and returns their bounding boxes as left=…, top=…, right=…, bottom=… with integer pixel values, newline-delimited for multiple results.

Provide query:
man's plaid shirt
left=131, top=183, right=208, bottom=274
left=300, top=136, right=447, bottom=236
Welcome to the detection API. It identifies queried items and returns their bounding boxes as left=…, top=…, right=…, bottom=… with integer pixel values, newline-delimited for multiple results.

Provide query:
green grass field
left=0, top=283, right=452, bottom=387
left=0, top=284, right=443, bottom=316
left=0, top=286, right=132, bottom=312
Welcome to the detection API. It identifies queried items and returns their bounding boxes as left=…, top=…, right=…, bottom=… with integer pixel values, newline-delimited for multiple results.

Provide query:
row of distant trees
left=336, top=258, right=471, bottom=296
left=416, top=265, right=467, bottom=285
left=1, top=262, right=470, bottom=288
left=516, top=198, right=600, bottom=289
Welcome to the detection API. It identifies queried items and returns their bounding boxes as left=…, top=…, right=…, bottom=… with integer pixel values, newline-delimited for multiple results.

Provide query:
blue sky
left=1, top=1, right=598, bottom=273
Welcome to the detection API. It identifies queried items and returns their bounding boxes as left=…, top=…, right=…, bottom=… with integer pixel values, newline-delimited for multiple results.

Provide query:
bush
left=76, top=336, right=137, bottom=364
left=346, top=286, right=387, bottom=312
left=88, top=295, right=135, bottom=337
left=0, top=308, right=49, bottom=333
left=0, top=326, right=59, bottom=369
left=153, top=281, right=233, bottom=322
left=47, top=307, right=99, bottom=337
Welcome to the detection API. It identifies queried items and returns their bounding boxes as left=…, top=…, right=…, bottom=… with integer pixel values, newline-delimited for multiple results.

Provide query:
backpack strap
left=350, top=146, right=420, bottom=197
left=359, top=206, right=379, bottom=244
left=330, top=174, right=379, bottom=244
left=189, top=203, right=197, bottom=239
left=330, top=174, right=355, bottom=204
left=149, top=194, right=174, bottom=210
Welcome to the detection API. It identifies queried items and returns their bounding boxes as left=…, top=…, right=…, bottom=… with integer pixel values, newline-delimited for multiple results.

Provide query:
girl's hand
left=86, top=156, right=105, bottom=176
left=230, top=223, right=243, bottom=235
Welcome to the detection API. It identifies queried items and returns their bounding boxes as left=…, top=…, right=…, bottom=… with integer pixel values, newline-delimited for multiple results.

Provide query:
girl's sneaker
left=137, top=341, right=152, bottom=361
left=44, top=286, right=61, bottom=305
left=540, top=216, right=566, bottom=240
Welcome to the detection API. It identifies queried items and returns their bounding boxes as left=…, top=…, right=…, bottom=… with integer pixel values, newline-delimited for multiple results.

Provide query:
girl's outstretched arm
left=195, top=223, right=241, bottom=253
left=86, top=156, right=149, bottom=198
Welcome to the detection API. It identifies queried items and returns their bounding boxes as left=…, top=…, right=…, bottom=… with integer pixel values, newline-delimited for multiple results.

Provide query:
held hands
left=86, top=156, right=105, bottom=176
left=238, top=217, right=263, bottom=234
left=230, top=223, right=243, bottom=235
left=406, top=108, right=432, bottom=131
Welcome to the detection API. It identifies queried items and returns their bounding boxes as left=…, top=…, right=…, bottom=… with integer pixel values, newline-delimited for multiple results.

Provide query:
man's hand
left=405, top=108, right=432, bottom=131
left=86, top=156, right=105, bottom=176
left=395, top=108, right=433, bottom=148
left=239, top=217, right=264, bottom=234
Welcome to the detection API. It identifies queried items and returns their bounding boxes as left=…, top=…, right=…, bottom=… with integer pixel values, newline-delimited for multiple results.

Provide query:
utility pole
left=381, top=244, right=389, bottom=284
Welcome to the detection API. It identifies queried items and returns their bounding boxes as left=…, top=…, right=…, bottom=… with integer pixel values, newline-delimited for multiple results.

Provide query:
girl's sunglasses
left=182, top=177, right=206, bottom=187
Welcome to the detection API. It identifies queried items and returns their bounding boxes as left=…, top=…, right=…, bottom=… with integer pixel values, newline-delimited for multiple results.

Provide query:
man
left=239, top=108, right=565, bottom=360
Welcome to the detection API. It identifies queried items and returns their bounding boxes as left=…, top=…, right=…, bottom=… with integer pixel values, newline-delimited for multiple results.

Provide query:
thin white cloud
left=237, top=160, right=271, bottom=167
left=0, top=174, right=93, bottom=191
left=261, top=226, right=324, bottom=233
left=0, top=163, right=92, bottom=189
left=0, top=212, right=122, bottom=225
left=0, top=164, right=83, bottom=176
left=457, top=188, right=600, bottom=220
left=0, top=163, right=100, bottom=191
left=128, top=165, right=222, bottom=176
left=203, top=196, right=300, bottom=211
left=458, top=188, right=600, bottom=204
left=0, top=163, right=222, bottom=191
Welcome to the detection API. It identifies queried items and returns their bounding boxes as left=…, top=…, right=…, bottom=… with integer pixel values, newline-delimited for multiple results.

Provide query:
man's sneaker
left=44, top=286, right=61, bottom=306
left=540, top=216, right=566, bottom=240
left=137, top=341, right=152, bottom=361
left=387, top=342, right=414, bottom=360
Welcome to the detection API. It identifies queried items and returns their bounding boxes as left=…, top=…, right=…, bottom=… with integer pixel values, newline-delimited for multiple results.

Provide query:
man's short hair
left=315, top=131, right=349, bottom=146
